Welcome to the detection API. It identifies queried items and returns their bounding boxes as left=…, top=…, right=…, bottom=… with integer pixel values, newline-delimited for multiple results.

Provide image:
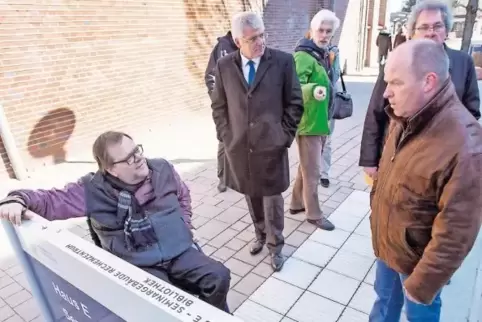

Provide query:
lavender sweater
left=9, top=162, right=193, bottom=228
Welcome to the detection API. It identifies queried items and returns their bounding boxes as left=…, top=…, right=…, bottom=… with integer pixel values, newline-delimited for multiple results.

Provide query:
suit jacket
left=210, top=48, right=303, bottom=196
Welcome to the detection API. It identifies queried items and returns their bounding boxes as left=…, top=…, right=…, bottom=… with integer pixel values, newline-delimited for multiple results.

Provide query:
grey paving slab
left=251, top=262, right=273, bottom=279
left=232, top=273, right=266, bottom=296
left=224, top=258, right=254, bottom=278
left=225, top=238, right=248, bottom=252
left=285, top=230, right=309, bottom=248
left=208, top=228, right=239, bottom=248
left=233, top=244, right=269, bottom=267
left=227, top=290, right=248, bottom=312
left=212, top=247, right=237, bottom=262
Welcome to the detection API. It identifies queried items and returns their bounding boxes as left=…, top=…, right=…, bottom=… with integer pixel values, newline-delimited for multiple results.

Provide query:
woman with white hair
left=288, top=9, right=340, bottom=231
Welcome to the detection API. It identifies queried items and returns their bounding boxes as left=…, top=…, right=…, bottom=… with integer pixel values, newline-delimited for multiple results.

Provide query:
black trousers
left=245, top=195, right=285, bottom=255
left=378, top=53, right=388, bottom=65
left=217, top=141, right=225, bottom=181
left=142, top=247, right=231, bottom=312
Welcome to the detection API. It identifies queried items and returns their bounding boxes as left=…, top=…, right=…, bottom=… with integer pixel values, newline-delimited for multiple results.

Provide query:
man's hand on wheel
left=0, top=202, right=32, bottom=226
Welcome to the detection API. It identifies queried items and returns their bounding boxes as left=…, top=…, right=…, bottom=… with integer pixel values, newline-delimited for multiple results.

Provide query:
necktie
left=247, top=60, right=256, bottom=86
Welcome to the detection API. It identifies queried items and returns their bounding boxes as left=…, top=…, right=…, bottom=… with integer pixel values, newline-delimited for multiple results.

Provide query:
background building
left=0, top=0, right=387, bottom=180
left=448, top=1, right=482, bottom=51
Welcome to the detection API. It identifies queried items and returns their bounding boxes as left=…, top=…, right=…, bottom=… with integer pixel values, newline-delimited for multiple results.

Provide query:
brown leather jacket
left=370, top=80, right=482, bottom=305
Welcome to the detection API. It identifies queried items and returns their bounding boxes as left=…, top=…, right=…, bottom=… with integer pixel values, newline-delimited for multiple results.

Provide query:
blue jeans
left=321, top=119, right=335, bottom=179
left=369, top=260, right=442, bottom=322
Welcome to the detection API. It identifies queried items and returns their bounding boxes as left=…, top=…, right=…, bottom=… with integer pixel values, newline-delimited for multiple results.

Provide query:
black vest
left=83, top=159, right=193, bottom=266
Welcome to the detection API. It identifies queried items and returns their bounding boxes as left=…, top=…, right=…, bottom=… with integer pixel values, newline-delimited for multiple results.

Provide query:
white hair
left=231, top=12, right=265, bottom=40
left=406, top=0, right=453, bottom=37
left=310, top=9, right=340, bottom=32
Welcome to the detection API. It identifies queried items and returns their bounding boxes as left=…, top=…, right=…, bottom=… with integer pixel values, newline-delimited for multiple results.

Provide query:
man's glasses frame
left=112, top=144, right=144, bottom=166
left=415, top=23, right=445, bottom=33
left=243, top=32, right=267, bottom=44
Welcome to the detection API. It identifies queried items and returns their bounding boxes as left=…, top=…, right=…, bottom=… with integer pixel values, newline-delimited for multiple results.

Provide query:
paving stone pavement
left=0, top=77, right=376, bottom=321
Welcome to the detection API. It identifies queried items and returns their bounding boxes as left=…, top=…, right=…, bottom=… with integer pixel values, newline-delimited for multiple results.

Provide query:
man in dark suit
left=376, top=26, right=392, bottom=66
left=359, top=0, right=480, bottom=180
left=210, top=12, right=304, bottom=271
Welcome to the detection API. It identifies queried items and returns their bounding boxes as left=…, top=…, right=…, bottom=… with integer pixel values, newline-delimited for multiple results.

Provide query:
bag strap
left=296, top=47, right=333, bottom=81
left=339, top=72, right=347, bottom=93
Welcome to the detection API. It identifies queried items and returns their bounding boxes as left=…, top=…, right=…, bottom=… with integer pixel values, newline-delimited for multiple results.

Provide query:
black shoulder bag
left=332, top=72, right=353, bottom=120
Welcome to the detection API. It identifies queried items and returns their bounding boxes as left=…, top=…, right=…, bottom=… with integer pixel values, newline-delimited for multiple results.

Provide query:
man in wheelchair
left=0, top=131, right=231, bottom=312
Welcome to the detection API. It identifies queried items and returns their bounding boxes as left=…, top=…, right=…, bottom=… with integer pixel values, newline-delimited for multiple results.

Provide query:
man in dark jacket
left=376, top=27, right=392, bottom=65
left=204, top=31, right=238, bottom=193
left=211, top=12, right=303, bottom=271
left=0, top=131, right=231, bottom=312
left=393, top=27, right=407, bottom=48
left=359, top=0, right=481, bottom=180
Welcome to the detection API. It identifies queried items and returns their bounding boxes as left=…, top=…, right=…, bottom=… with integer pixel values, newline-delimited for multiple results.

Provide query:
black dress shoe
left=289, top=208, right=305, bottom=215
left=271, top=253, right=284, bottom=272
left=249, top=240, right=265, bottom=255
left=307, top=218, right=335, bottom=231
left=320, top=178, right=330, bottom=188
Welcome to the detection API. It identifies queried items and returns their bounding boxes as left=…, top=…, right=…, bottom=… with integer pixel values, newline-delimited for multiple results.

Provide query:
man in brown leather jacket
left=369, top=39, right=482, bottom=321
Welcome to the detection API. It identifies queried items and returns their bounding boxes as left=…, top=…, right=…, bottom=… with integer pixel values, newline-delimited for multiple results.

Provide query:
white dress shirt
left=240, top=54, right=261, bottom=84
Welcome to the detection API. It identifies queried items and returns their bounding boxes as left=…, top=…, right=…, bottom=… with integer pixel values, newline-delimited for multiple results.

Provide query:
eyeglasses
left=243, top=33, right=267, bottom=44
left=415, top=23, right=445, bottom=33
left=112, top=144, right=144, bottom=166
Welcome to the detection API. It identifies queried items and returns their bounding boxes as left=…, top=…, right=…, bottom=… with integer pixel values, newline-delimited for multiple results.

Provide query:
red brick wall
left=332, top=0, right=350, bottom=46
left=0, top=0, right=338, bottom=180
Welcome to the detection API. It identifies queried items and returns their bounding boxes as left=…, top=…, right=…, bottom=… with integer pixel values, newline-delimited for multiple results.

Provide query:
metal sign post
left=1, top=220, right=55, bottom=321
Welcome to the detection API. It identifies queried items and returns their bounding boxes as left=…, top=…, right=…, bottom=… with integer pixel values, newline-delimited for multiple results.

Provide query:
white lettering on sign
left=63, top=308, right=79, bottom=322
left=52, top=282, right=92, bottom=319
left=81, top=302, right=91, bottom=318
left=64, top=244, right=215, bottom=322
left=64, top=244, right=116, bottom=274
left=52, top=282, right=80, bottom=310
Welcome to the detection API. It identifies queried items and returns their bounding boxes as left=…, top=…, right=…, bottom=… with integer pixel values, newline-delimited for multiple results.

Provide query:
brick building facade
left=0, top=0, right=388, bottom=180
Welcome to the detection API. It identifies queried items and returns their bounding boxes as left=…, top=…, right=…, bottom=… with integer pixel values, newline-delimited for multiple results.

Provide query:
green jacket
left=293, top=51, right=331, bottom=136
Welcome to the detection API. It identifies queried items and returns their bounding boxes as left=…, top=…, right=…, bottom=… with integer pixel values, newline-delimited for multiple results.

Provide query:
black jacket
left=376, top=31, right=392, bottom=56
left=204, top=31, right=238, bottom=99
left=393, top=33, right=407, bottom=48
left=359, top=45, right=481, bottom=167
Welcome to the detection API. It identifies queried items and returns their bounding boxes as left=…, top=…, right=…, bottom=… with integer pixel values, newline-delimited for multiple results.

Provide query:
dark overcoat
left=211, top=48, right=303, bottom=197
